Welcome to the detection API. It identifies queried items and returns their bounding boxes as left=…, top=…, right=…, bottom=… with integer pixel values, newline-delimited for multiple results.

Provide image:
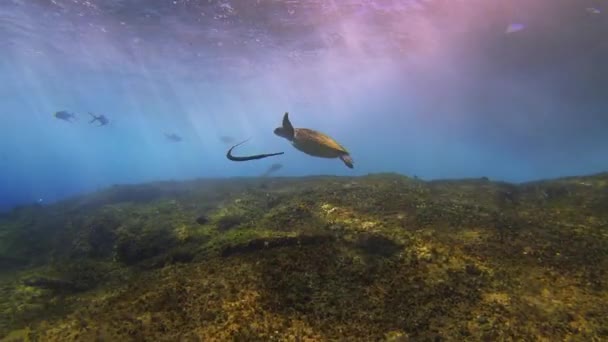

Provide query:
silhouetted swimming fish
left=54, top=110, right=76, bottom=122
left=260, top=163, right=283, bottom=177
left=165, top=133, right=183, bottom=142
left=89, top=112, right=109, bottom=126
left=226, top=138, right=284, bottom=161
left=220, top=136, right=235, bottom=144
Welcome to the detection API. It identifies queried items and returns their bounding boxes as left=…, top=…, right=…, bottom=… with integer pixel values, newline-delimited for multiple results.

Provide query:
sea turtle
left=274, top=112, right=354, bottom=169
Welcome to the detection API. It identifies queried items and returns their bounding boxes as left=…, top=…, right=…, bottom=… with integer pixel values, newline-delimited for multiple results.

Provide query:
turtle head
left=274, top=127, right=292, bottom=140
left=274, top=112, right=295, bottom=141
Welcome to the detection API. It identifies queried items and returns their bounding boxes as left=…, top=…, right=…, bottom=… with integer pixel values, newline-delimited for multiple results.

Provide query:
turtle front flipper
left=274, top=112, right=296, bottom=141
left=282, top=112, right=295, bottom=139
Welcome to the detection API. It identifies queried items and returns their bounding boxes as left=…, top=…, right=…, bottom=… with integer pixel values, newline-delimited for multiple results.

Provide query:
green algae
left=0, top=173, right=607, bottom=341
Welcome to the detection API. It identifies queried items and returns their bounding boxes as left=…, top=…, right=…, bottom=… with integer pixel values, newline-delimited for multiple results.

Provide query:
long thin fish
left=226, top=138, right=284, bottom=161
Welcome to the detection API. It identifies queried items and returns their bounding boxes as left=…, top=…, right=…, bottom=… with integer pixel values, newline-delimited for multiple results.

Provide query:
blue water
left=1, top=0, right=607, bottom=211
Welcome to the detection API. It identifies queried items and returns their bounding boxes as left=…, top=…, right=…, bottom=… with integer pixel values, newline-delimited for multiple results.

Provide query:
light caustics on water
left=0, top=0, right=607, bottom=210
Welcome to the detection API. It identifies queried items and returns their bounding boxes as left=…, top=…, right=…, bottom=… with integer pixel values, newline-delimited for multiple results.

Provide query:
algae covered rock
left=114, top=221, right=177, bottom=265
left=0, top=173, right=607, bottom=341
left=21, top=277, right=80, bottom=293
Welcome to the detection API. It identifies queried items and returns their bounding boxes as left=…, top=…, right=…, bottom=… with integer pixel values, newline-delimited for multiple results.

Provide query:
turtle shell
left=292, top=128, right=349, bottom=158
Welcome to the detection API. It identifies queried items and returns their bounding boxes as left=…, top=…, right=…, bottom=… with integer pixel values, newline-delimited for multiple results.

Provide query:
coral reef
left=0, top=173, right=607, bottom=341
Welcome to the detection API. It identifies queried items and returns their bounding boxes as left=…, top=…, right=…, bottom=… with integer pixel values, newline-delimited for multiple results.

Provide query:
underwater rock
left=497, top=187, right=520, bottom=205
left=195, top=215, right=209, bottom=225
left=167, top=249, right=195, bottom=264
left=354, top=233, right=403, bottom=257
left=465, top=263, right=482, bottom=276
left=86, top=217, right=119, bottom=258
left=116, top=239, right=164, bottom=265
left=22, top=277, right=81, bottom=293
left=590, top=194, right=608, bottom=216
left=220, top=235, right=335, bottom=257
left=1, top=172, right=608, bottom=340
left=543, top=184, right=571, bottom=200
left=140, top=247, right=197, bottom=269
left=0, top=255, right=28, bottom=271
left=261, top=201, right=318, bottom=231
left=215, top=214, right=244, bottom=231
left=114, top=225, right=177, bottom=265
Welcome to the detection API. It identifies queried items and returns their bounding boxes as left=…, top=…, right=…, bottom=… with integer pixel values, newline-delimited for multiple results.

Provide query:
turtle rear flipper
left=340, top=155, right=354, bottom=169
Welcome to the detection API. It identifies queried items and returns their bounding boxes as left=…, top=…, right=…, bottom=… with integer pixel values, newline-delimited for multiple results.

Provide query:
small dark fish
left=88, top=112, right=109, bottom=126
left=220, top=136, right=235, bottom=144
left=54, top=110, right=76, bottom=122
left=165, top=133, right=183, bottom=142
left=226, top=138, right=284, bottom=162
left=260, top=163, right=283, bottom=177
left=268, top=163, right=282, bottom=172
